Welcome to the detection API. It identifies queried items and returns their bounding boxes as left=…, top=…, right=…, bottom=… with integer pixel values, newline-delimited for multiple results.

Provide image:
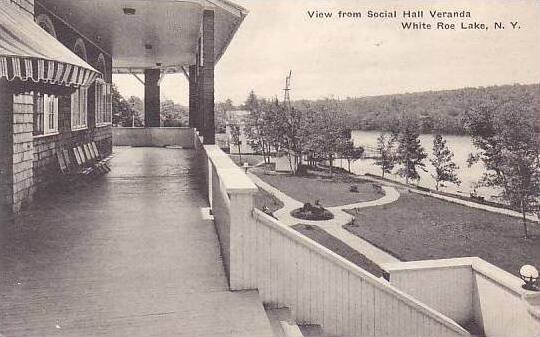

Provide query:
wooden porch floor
left=0, top=147, right=273, bottom=336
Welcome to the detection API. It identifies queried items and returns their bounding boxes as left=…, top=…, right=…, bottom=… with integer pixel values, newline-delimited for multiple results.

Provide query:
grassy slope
left=344, top=190, right=540, bottom=276
left=293, top=224, right=384, bottom=277
left=253, top=188, right=284, bottom=213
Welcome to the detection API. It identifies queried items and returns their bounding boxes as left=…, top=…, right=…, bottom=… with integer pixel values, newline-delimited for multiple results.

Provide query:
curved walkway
left=248, top=172, right=400, bottom=264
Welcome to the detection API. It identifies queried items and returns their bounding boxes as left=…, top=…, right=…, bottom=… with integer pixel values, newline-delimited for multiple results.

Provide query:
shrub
left=292, top=202, right=334, bottom=221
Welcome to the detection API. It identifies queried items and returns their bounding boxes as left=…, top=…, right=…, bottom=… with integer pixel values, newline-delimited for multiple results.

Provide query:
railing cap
left=383, top=257, right=527, bottom=296
left=381, top=257, right=477, bottom=272
left=204, top=144, right=258, bottom=194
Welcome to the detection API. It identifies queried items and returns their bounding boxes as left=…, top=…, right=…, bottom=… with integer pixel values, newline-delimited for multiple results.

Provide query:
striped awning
left=0, top=3, right=99, bottom=87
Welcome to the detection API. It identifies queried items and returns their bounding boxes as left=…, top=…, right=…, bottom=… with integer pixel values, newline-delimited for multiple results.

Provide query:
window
left=71, top=87, right=88, bottom=130
left=36, top=14, right=57, bottom=38
left=95, top=79, right=112, bottom=126
left=33, top=93, right=58, bottom=136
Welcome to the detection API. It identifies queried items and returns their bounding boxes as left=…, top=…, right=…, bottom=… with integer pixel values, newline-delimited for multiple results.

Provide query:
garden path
left=247, top=172, right=400, bottom=265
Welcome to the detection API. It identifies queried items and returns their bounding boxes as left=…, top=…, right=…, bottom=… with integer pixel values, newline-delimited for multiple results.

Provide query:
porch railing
left=383, top=258, right=540, bottom=337
left=194, top=130, right=469, bottom=337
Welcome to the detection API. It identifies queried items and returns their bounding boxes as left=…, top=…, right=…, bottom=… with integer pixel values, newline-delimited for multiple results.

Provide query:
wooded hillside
left=295, top=84, right=539, bottom=134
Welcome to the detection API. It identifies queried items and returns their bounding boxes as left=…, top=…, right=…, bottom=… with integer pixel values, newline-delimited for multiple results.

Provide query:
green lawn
left=293, top=224, right=384, bottom=277
left=254, top=171, right=383, bottom=207
left=253, top=188, right=284, bottom=213
left=344, top=190, right=540, bottom=277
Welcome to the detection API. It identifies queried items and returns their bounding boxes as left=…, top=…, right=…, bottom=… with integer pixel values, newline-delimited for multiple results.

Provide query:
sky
left=113, top=0, right=540, bottom=106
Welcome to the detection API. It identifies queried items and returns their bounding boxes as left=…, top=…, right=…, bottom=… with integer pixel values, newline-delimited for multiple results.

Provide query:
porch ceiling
left=36, top=0, right=247, bottom=74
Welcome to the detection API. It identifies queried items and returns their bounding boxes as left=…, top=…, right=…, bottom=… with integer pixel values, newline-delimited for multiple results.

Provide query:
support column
left=188, top=65, right=198, bottom=129
left=201, top=10, right=215, bottom=144
left=144, top=68, right=161, bottom=127
left=0, top=84, right=14, bottom=216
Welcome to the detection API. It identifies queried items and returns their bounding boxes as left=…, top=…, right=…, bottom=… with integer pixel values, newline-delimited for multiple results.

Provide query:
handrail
left=383, top=257, right=526, bottom=296
left=204, top=144, right=257, bottom=194
left=253, top=209, right=470, bottom=335
left=195, top=132, right=469, bottom=336
left=471, top=258, right=525, bottom=296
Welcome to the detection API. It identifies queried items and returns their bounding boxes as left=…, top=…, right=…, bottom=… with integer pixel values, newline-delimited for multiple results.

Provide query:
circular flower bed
left=291, top=203, right=334, bottom=221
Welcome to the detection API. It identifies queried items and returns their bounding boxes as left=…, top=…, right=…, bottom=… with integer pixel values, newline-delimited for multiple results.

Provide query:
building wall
left=0, top=86, right=14, bottom=215
left=2, top=3, right=113, bottom=213
left=12, top=94, right=35, bottom=212
left=34, top=2, right=113, bottom=83
left=31, top=97, right=112, bottom=191
left=31, top=4, right=112, bottom=195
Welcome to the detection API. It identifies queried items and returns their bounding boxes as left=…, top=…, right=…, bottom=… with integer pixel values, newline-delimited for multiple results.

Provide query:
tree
left=216, top=98, right=234, bottom=133
left=304, top=99, right=349, bottom=175
left=244, top=91, right=273, bottom=163
left=374, top=133, right=396, bottom=178
left=339, top=139, right=364, bottom=172
left=464, top=93, right=540, bottom=238
left=396, top=115, right=427, bottom=184
left=260, top=99, right=287, bottom=159
left=161, top=99, right=188, bottom=127
left=229, top=124, right=242, bottom=162
left=431, top=134, right=461, bottom=190
left=282, top=106, right=311, bottom=175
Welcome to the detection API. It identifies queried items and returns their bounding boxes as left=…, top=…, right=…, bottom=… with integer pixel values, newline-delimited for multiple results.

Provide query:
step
left=265, top=307, right=307, bottom=337
left=298, top=324, right=324, bottom=337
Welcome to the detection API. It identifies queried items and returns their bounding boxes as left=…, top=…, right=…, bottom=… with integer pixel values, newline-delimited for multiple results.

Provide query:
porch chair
left=83, top=143, right=108, bottom=174
left=87, top=143, right=111, bottom=172
left=73, top=146, right=95, bottom=176
left=91, top=142, right=113, bottom=165
left=56, top=149, right=90, bottom=185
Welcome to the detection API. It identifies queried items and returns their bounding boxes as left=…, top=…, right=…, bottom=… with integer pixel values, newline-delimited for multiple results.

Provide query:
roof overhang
left=36, top=0, right=248, bottom=74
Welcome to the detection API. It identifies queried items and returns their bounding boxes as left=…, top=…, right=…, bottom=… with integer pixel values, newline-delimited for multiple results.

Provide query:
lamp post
left=520, top=265, right=539, bottom=291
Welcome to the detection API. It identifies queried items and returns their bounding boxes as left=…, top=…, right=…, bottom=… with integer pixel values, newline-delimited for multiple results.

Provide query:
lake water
left=341, top=130, right=501, bottom=200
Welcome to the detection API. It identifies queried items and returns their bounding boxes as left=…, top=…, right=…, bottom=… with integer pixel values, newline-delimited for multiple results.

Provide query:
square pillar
left=201, top=10, right=215, bottom=144
left=188, top=65, right=198, bottom=129
left=144, top=68, right=161, bottom=127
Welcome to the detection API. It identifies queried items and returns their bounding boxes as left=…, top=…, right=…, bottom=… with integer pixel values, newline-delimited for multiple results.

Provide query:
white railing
left=250, top=211, right=468, bottom=336
left=194, top=131, right=469, bottom=336
left=383, top=258, right=540, bottom=337
left=195, top=132, right=259, bottom=282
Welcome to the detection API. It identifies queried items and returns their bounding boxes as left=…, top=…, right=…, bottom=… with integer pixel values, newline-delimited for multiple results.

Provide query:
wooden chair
left=73, top=146, right=95, bottom=176
left=91, top=142, right=112, bottom=171
left=57, top=151, right=69, bottom=175
left=84, top=143, right=108, bottom=174
left=56, top=148, right=89, bottom=186
left=92, top=142, right=113, bottom=163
